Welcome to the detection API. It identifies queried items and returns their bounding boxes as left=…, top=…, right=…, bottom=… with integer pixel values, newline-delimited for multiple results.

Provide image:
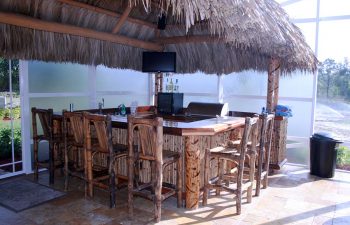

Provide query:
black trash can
left=310, top=132, right=342, bottom=178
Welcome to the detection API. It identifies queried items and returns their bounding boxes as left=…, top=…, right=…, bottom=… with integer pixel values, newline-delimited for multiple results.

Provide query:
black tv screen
left=142, top=52, right=176, bottom=73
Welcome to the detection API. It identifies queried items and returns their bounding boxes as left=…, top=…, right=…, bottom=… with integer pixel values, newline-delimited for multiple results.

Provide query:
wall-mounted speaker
left=157, top=14, right=167, bottom=30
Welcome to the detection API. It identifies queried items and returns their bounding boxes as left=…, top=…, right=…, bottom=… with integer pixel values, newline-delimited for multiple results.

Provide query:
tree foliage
left=318, top=58, right=350, bottom=100
left=0, top=58, right=19, bottom=92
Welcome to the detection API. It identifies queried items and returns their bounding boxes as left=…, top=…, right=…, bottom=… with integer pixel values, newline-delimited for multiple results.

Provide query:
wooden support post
left=185, top=136, right=201, bottom=209
left=267, top=59, right=280, bottom=113
left=273, top=61, right=281, bottom=111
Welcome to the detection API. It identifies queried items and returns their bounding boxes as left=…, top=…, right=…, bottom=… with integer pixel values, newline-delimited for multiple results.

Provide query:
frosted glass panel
left=279, top=73, right=314, bottom=98
left=96, top=66, right=148, bottom=92
left=278, top=100, right=313, bottom=137
left=29, top=61, right=88, bottom=93
left=96, top=95, right=149, bottom=108
left=286, top=138, right=310, bottom=165
left=169, top=73, right=217, bottom=94
left=30, top=97, right=89, bottom=112
left=183, top=96, right=218, bottom=108
left=283, top=0, right=317, bottom=19
left=29, top=97, right=89, bottom=138
left=223, top=71, right=267, bottom=97
left=295, top=23, right=316, bottom=52
left=318, top=20, right=350, bottom=62
left=223, top=97, right=266, bottom=113
left=320, top=0, right=350, bottom=17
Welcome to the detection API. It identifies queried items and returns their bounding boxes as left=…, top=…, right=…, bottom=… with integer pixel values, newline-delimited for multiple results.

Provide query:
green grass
left=337, top=146, right=350, bottom=167
left=0, top=119, right=21, bottom=130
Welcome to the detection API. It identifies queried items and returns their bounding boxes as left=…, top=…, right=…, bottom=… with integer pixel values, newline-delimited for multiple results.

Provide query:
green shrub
left=0, top=127, right=21, bottom=159
left=0, top=108, right=4, bottom=119
left=337, top=146, right=350, bottom=166
left=0, top=107, right=21, bottom=120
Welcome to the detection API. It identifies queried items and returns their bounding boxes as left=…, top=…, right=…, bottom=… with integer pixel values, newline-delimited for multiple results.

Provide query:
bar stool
left=83, top=112, right=127, bottom=208
left=32, top=107, right=63, bottom=185
left=203, top=117, right=259, bottom=215
left=255, top=113, right=274, bottom=196
left=62, top=110, right=85, bottom=191
left=229, top=111, right=275, bottom=196
left=127, top=115, right=182, bottom=223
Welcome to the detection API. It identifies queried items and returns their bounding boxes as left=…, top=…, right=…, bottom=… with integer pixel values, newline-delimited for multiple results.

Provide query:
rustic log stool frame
left=127, top=115, right=183, bottom=223
left=202, top=117, right=259, bottom=215
left=229, top=111, right=275, bottom=196
left=83, top=112, right=127, bottom=208
left=255, top=113, right=275, bottom=196
left=32, top=107, right=63, bottom=185
left=63, top=110, right=85, bottom=191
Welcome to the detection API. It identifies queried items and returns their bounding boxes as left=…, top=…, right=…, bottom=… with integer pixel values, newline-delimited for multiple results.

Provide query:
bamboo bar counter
left=110, top=114, right=245, bottom=209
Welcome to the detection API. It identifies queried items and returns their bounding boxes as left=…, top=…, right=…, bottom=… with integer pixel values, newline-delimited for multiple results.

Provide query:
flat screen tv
left=142, top=52, right=176, bottom=73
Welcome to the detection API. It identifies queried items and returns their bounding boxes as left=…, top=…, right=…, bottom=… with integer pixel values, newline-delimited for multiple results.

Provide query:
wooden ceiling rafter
left=154, top=35, right=223, bottom=45
left=57, top=0, right=157, bottom=29
left=112, top=4, right=133, bottom=34
left=0, top=12, right=163, bottom=52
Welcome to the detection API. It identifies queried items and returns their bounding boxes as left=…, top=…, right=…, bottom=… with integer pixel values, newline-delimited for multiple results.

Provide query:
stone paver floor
left=1, top=164, right=350, bottom=225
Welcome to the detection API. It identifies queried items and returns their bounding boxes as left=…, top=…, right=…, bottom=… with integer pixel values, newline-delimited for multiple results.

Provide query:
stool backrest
left=127, top=115, right=163, bottom=162
left=83, top=112, right=113, bottom=154
left=31, top=107, right=53, bottom=139
left=260, top=114, right=275, bottom=158
left=63, top=111, right=84, bottom=145
left=237, top=117, right=259, bottom=183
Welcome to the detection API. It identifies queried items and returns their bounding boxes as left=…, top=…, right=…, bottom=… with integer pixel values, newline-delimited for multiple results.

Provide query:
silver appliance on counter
left=186, top=102, right=229, bottom=117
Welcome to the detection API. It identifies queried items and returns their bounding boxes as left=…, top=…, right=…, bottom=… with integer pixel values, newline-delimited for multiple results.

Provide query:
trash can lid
left=312, top=132, right=343, bottom=143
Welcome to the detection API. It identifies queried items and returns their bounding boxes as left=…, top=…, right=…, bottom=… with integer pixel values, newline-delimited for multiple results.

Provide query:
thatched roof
left=0, top=0, right=317, bottom=74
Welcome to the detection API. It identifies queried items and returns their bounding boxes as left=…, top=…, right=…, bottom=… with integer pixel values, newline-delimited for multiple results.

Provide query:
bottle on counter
left=130, top=101, right=138, bottom=115
left=169, top=78, right=174, bottom=92
left=166, top=78, right=169, bottom=92
left=69, top=103, right=74, bottom=112
left=174, top=79, right=179, bottom=93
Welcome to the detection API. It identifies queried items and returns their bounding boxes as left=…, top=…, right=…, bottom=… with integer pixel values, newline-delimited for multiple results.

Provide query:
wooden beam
left=112, top=5, right=133, bottom=34
left=0, top=12, right=163, bottom=52
left=57, top=0, right=157, bottom=29
left=154, top=35, right=223, bottom=45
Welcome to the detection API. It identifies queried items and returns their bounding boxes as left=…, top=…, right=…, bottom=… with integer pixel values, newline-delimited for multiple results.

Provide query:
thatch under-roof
left=0, top=0, right=317, bottom=74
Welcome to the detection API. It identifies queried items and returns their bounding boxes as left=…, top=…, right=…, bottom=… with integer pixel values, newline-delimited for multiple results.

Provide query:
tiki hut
left=0, top=0, right=317, bottom=75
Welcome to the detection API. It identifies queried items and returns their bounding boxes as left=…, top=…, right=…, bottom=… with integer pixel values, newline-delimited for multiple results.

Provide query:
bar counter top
left=111, top=115, right=244, bottom=136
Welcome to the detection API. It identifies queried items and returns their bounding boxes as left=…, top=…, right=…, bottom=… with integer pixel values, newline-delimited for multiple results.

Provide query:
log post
left=273, top=60, right=281, bottom=111
left=154, top=72, right=163, bottom=107
left=267, top=58, right=280, bottom=112
left=185, top=136, right=201, bottom=209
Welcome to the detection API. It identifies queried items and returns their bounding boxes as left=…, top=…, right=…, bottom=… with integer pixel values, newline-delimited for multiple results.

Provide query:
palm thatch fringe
left=0, top=0, right=317, bottom=74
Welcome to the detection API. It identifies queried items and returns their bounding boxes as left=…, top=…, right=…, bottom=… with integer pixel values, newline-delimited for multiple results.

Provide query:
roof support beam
left=57, top=0, right=157, bottom=29
left=0, top=12, right=163, bottom=52
left=154, top=35, right=223, bottom=45
left=112, top=5, right=133, bottom=34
